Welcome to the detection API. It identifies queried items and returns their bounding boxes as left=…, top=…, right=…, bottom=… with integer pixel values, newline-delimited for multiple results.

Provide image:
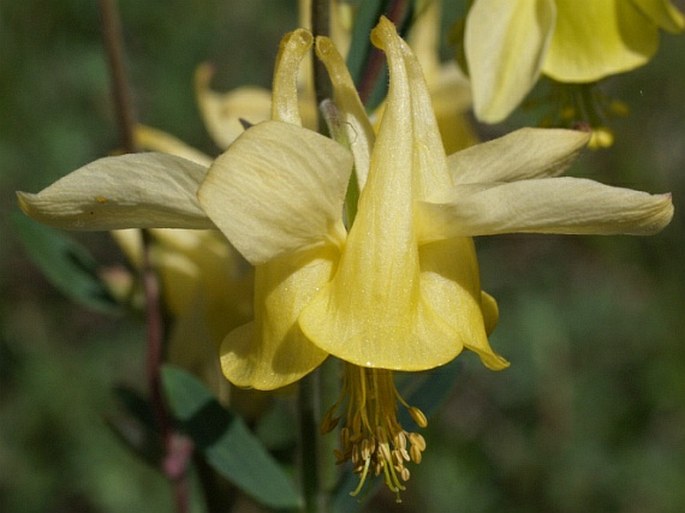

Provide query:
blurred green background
left=1, top=1, right=683, bottom=512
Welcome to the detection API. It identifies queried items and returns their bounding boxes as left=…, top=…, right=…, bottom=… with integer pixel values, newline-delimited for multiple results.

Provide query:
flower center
left=321, top=364, right=428, bottom=501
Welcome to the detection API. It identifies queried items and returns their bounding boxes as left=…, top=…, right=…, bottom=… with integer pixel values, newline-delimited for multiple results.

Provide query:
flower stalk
left=357, top=0, right=410, bottom=105
left=98, top=0, right=138, bottom=153
left=297, top=2, right=337, bottom=512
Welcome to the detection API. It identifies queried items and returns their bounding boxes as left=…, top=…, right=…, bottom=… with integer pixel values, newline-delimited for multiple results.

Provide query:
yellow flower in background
left=194, top=66, right=275, bottom=151
left=410, top=0, right=477, bottom=153
left=465, top=0, right=685, bottom=122
left=115, top=227, right=253, bottom=401
left=194, top=0, right=353, bottom=149
left=195, top=0, right=477, bottom=155
left=17, top=17, right=674, bottom=497
left=108, top=127, right=254, bottom=403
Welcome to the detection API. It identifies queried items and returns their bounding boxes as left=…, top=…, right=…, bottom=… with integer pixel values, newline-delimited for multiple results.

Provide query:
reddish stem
left=98, top=3, right=192, bottom=512
left=358, top=0, right=410, bottom=105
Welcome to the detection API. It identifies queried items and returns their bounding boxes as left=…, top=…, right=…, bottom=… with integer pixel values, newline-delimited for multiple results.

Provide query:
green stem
left=357, top=0, right=411, bottom=106
left=318, top=358, right=342, bottom=495
left=295, top=3, right=339, bottom=513
left=298, top=372, right=324, bottom=513
left=311, top=0, right=332, bottom=134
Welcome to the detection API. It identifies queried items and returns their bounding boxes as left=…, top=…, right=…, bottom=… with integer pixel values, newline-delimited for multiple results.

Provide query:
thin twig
left=98, top=0, right=137, bottom=153
left=98, top=3, right=192, bottom=513
left=358, top=0, right=411, bottom=105
left=312, top=0, right=332, bottom=134
left=298, top=373, right=324, bottom=513
left=297, top=4, right=334, bottom=513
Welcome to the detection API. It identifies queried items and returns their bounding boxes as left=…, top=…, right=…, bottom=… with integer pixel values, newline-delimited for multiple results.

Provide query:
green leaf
left=114, top=385, right=158, bottom=430
left=161, top=365, right=302, bottom=510
left=12, top=212, right=121, bottom=314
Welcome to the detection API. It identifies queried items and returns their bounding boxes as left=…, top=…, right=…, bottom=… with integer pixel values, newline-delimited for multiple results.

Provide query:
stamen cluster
left=321, top=365, right=428, bottom=501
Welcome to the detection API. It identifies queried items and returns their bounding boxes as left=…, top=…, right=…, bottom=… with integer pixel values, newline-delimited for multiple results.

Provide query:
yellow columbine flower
left=198, top=18, right=672, bottom=495
left=465, top=0, right=685, bottom=122
left=17, top=17, right=673, bottom=496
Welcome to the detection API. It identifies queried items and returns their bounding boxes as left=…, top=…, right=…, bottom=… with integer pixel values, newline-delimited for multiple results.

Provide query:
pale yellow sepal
left=220, top=246, right=336, bottom=390
left=299, top=18, right=505, bottom=371
left=465, top=0, right=556, bottom=122
left=419, top=178, right=674, bottom=240
left=195, top=64, right=272, bottom=150
left=198, top=121, right=352, bottom=266
left=447, top=128, right=590, bottom=185
left=17, top=153, right=212, bottom=231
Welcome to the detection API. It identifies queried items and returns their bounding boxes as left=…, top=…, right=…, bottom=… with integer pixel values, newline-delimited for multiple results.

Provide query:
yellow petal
left=300, top=18, right=491, bottom=371
left=465, top=0, right=556, bottom=122
left=631, top=0, right=685, bottom=33
left=17, top=153, right=212, bottom=231
left=195, top=64, right=272, bottom=150
left=480, top=291, right=499, bottom=336
left=220, top=246, right=335, bottom=390
left=447, top=128, right=590, bottom=185
left=134, top=124, right=213, bottom=166
left=420, top=239, right=509, bottom=370
left=543, top=0, right=660, bottom=82
left=419, top=178, right=674, bottom=240
left=316, top=36, right=375, bottom=190
left=198, top=121, right=351, bottom=265
left=271, top=29, right=313, bottom=125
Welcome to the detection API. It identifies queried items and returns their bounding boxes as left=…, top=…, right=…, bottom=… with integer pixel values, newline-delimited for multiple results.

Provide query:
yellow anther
left=321, top=364, right=428, bottom=499
left=409, top=444, right=423, bottom=464
left=409, top=432, right=426, bottom=451
left=408, top=406, right=428, bottom=428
